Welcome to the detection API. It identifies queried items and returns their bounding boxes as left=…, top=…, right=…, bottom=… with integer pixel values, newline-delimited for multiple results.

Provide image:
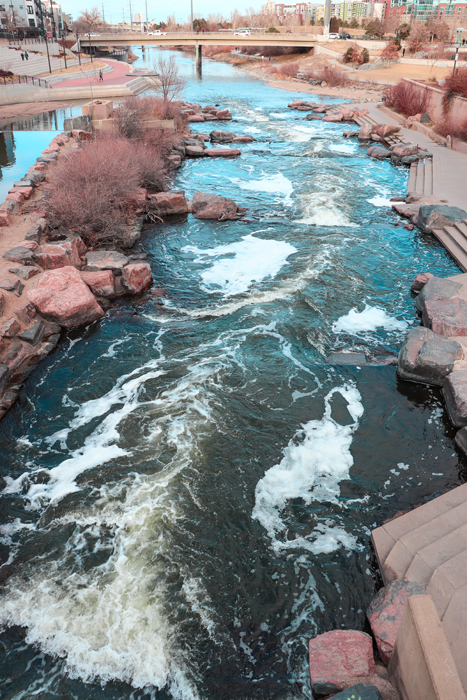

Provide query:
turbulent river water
left=0, top=49, right=465, bottom=700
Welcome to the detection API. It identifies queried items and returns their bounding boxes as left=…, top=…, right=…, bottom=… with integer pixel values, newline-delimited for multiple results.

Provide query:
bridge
left=78, top=32, right=326, bottom=74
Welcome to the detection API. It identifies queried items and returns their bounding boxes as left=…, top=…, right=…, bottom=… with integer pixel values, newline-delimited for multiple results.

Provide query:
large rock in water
left=80, top=270, right=115, bottom=298
left=204, top=148, right=241, bottom=158
left=122, top=263, right=152, bottom=294
left=150, top=191, right=188, bottom=215
left=415, top=276, right=467, bottom=337
left=191, top=191, right=244, bottom=220
left=308, top=630, right=376, bottom=697
left=397, top=327, right=464, bottom=386
left=85, top=251, right=129, bottom=275
left=443, top=370, right=467, bottom=427
left=367, top=581, right=425, bottom=665
left=417, top=204, right=467, bottom=234
left=28, top=266, right=105, bottom=328
left=210, top=130, right=236, bottom=143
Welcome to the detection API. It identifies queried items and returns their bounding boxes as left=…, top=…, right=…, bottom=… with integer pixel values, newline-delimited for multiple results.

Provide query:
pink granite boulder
left=443, top=370, right=467, bottom=427
left=121, top=263, right=152, bottom=295
left=0, top=318, right=20, bottom=338
left=215, top=109, right=232, bottom=120
left=392, top=143, right=419, bottom=158
left=191, top=191, right=245, bottom=220
left=185, top=145, right=206, bottom=157
left=415, top=276, right=467, bottom=337
left=0, top=211, right=11, bottom=227
left=373, top=124, right=401, bottom=139
left=80, top=270, right=115, bottom=298
left=34, top=239, right=83, bottom=270
left=308, top=629, right=376, bottom=697
left=358, top=124, right=373, bottom=140
left=323, top=114, right=343, bottom=122
left=150, top=192, right=189, bottom=215
left=397, top=326, right=463, bottom=386
left=204, top=148, right=241, bottom=158
left=187, top=115, right=205, bottom=123
left=367, top=581, right=425, bottom=665
left=28, top=266, right=105, bottom=328
left=411, top=272, right=434, bottom=292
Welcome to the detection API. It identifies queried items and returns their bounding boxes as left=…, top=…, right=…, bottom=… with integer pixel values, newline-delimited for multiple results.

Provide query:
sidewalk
left=51, top=59, right=135, bottom=89
left=364, top=102, right=467, bottom=211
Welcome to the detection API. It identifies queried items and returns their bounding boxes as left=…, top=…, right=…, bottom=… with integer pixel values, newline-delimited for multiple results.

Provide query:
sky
left=62, top=0, right=261, bottom=25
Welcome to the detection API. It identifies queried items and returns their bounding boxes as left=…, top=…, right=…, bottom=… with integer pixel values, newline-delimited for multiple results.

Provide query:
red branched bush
left=384, top=80, right=430, bottom=116
left=380, top=41, right=400, bottom=61
left=302, top=67, right=349, bottom=87
left=443, top=67, right=467, bottom=100
left=267, top=62, right=300, bottom=77
left=435, top=115, right=467, bottom=142
left=45, top=135, right=168, bottom=247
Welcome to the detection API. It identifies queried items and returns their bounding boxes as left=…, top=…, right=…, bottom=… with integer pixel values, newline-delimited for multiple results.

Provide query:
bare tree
left=77, top=8, right=103, bottom=34
left=407, top=21, right=430, bottom=54
left=149, top=55, right=187, bottom=106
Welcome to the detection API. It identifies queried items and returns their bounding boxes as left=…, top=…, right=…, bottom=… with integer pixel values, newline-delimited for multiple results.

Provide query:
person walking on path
left=20, top=52, right=24, bottom=61
left=99, top=70, right=103, bottom=82
left=25, top=51, right=29, bottom=60
left=402, top=47, right=405, bottom=57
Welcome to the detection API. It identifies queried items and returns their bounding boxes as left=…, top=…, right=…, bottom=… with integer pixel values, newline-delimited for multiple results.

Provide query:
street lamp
left=191, top=0, right=193, bottom=32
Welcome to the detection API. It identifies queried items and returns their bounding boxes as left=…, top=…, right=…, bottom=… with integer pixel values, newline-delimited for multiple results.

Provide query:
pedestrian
left=99, top=69, right=103, bottom=81
left=402, top=47, right=405, bottom=57
left=25, top=51, right=28, bottom=60
left=20, top=52, right=24, bottom=61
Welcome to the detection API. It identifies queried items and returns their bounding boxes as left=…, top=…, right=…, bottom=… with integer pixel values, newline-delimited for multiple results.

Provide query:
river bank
left=0, top=48, right=465, bottom=700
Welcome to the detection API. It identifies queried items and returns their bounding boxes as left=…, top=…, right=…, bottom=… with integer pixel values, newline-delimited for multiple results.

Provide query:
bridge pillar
left=196, top=44, right=202, bottom=76
left=323, top=0, right=331, bottom=35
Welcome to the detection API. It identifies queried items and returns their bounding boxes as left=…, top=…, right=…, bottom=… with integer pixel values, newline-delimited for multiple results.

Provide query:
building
left=387, top=0, right=467, bottom=21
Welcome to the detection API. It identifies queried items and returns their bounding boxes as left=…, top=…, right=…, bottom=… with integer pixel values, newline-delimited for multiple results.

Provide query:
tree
left=380, top=40, right=400, bottom=62
left=76, top=7, right=102, bottom=34
left=349, top=18, right=358, bottom=29
left=407, top=21, right=430, bottom=54
left=343, top=45, right=363, bottom=63
left=365, top=18, right=386, bottom=39
left=330, top=16, right=339, bottom=33
left=149, top=55, right=187, bottom=111
left=267, top=26, right=279, bottom=32
left=362, top=47, right=369, bottom=63
left=398, top=22, right=410, bottom=39
left=426, top=17, right=449, bottom=42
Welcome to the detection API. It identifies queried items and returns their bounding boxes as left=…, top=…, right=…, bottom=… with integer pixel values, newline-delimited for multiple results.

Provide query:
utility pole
left=37, top=0, right=52, bottom=72
left=102, top=3, right=105, bottom=23
left=145, top=0, right=148, bottom=31
left=129, top=0, right=133, bottom=30
left=191, top=0, right=193, bottom=31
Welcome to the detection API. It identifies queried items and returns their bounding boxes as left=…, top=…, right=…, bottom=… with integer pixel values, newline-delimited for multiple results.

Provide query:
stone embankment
left=0, top=105, right=250, bottom=421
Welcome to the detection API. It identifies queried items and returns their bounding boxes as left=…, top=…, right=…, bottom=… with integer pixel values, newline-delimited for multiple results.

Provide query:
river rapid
left=0, top=49, right=465, bottom=700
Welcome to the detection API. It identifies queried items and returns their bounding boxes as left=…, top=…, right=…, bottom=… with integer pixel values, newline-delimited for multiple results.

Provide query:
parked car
left=148, top=30, right=167, bottom=35
left=325, top=33, right=340, bottom=39
left=234, top=30, right=251, bottom=36
left=87, top=33, right=100, bottom=36
left=339, top=32, right=351, bottom=39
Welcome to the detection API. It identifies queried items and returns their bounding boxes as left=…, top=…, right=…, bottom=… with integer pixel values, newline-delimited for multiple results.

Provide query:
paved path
left=364, top=102, right=467, bottom=211
left=51, top=59, right=135, bottom=89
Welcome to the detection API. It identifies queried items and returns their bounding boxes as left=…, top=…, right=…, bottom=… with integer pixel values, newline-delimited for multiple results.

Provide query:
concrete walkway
left=51, top=59, right=134, bottom=89
left=363, top=102, right=467, bottom=211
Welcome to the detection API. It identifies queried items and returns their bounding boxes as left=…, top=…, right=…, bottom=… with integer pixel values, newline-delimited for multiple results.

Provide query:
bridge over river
left=78, top=32, right=327, bottom=72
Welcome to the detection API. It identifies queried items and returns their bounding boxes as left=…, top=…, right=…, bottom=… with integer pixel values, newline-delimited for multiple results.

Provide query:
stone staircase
left=431, top=222, right=467, bottom=272
left=353, top=111, right=403, bottom=148
left=372, top=482, right=467, bottom=692
left=407, top=158, right=433, bottom=197
left=0, top=45, right=82, bottom=77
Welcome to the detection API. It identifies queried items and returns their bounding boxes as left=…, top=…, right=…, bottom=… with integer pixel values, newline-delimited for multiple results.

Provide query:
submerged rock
left=204, top=148, right=241, bottom=158
left=308, top=629, right=376, bottom=697
left=28, top=266, right=105, bottom=328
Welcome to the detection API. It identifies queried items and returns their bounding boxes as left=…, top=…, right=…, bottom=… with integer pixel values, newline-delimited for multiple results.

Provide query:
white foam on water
left=296, top=191, right=357, bottom=227
left=252, top=383, right=363, bottom=555
left=244, top=126, right=262, bottom=134
left=271, top=112, right=293, bottom=119
left=367, top=196, right=393, bottom=207
left=182, top=234, right=297, bottom=297
left=329, top=143, right=358, bottom=155
left=231, top=172, right=293, bottom=203
left=333, top=304, right=408, bottom=334
left=159, top=248, right=335, bottom=320
left=0, top=337, right=238, bottom=695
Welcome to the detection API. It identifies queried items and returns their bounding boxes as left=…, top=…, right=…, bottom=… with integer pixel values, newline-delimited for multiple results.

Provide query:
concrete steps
left=407, top=158, right=433, bottom=197
left=432, top=223, right=467, bottom=271
left=371, top=482, right=467, bottom=691
left=0, top=45, right=83, bottom=78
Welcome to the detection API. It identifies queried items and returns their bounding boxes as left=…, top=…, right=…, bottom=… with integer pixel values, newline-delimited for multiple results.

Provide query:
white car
left=325, top=33, right=340, bottom=39
left=234, top=30, right=251, bottom=36
left=148, top=30, right=167, bottom=35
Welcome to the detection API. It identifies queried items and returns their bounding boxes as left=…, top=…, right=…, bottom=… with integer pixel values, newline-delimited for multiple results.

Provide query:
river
left=0, top=49, right=464, bottom=700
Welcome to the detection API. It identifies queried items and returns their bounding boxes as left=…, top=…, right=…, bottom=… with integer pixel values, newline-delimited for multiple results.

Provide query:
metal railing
left=0, top=73, right=50, bottom=87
